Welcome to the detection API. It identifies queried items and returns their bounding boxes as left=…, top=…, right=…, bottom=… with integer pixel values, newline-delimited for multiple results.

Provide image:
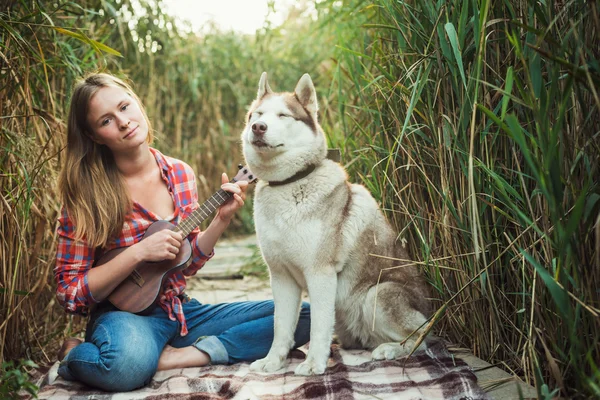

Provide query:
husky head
left=241, top=72, right=328, bottom=182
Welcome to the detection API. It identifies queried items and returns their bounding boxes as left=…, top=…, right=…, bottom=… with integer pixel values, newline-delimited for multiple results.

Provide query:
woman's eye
left=101, top=118, right=110, bottom=126
left=121, top=104, right=129, bottom=111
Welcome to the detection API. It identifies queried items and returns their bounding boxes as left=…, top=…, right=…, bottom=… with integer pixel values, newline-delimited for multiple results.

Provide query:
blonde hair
left=59, top=72, right=153, bottom=248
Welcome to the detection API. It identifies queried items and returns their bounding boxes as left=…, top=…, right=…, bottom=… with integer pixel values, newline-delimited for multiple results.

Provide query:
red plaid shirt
left=54, top=147, right=213, bottom=336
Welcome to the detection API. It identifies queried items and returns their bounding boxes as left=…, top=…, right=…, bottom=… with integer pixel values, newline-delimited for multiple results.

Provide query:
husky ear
left=294, top=73, right=318, bottom=114
left=257, top=72, right=272, bottom=99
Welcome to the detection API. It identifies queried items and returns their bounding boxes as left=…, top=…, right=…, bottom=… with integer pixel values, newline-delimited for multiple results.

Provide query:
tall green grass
left=318, top=0, right=599, bottom=397
left=0, top=0, right=124, bottom=367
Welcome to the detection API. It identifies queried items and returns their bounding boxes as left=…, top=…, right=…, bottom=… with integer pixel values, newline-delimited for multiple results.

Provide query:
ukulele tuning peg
left=238, top=164, right=243, bottom=170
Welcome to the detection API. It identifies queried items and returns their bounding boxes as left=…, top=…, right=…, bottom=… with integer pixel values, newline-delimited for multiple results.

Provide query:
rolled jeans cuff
left=194, top=336, right=228, bottom=365
left=58, top=359, right=76, bottom=381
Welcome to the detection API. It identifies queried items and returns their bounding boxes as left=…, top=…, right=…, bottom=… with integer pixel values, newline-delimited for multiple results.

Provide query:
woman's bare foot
left=57, top=337, right=83, bottom=361
left=157, top=345, right=211, bottom=371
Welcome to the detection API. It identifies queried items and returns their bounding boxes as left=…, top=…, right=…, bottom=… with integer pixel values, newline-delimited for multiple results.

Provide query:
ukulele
left=95, top=165, right=256, bottom=315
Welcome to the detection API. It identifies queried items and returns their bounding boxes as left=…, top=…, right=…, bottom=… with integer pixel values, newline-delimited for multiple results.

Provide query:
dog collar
left=268, top=164, right=317, bottom=186
left=266, top=149, right=341, bottom=187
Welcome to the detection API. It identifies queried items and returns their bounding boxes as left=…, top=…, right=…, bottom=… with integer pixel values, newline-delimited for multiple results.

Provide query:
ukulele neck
left=174, top=188, right=232, bottom=237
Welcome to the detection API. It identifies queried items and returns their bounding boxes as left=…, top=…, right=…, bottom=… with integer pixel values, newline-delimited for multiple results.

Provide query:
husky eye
left=249, top=111, right=262, bottom=122
left=278, top=113, right=291, bottom=118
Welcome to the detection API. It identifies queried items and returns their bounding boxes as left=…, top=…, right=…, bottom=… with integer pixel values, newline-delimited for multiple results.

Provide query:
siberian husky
left=241, top=72, right=432, bottom=376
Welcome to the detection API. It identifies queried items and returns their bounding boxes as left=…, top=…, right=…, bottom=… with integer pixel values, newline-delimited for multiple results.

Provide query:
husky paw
left=250, top=356, right=286, bottom=373
left=294, top=357, right=327, bottom=376
left=372, top=343, right=410, bottom=360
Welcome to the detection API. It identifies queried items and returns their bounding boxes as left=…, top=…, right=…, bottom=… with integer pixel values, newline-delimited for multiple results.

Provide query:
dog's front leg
left=295, top=268, right=337, bottom=376
left=250, top=267, right=302, bottom=372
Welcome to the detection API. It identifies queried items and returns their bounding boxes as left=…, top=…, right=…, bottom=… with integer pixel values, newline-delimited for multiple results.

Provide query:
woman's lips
left=124, top=126, right=138, bottom=139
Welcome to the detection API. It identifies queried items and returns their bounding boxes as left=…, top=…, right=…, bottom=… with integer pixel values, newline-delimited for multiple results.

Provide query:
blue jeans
left=58, top=299, right=311, bottom=391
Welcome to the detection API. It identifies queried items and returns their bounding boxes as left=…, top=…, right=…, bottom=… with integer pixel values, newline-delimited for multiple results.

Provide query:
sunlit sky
left=162, top=0, right=296, bottom=34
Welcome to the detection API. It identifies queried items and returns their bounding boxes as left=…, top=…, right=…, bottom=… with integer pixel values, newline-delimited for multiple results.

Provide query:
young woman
left=54, top=72, right=310, bottom=392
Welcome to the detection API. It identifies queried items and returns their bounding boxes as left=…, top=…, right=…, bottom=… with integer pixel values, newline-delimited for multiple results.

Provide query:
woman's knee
left=101, top=345, right=157, bottom=391
left=78, top=312, right=161, bottom=391
left=65, top=342, right=157, bottom=391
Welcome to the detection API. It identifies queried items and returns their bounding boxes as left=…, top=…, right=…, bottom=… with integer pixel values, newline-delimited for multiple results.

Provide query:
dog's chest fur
left=253, top=161, right=351, bottom=277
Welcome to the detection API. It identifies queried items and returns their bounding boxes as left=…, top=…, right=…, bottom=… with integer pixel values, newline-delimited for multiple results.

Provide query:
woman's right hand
left=133, top=229, right=183, bottom=262
left=87, top=229, right=184, bottom=302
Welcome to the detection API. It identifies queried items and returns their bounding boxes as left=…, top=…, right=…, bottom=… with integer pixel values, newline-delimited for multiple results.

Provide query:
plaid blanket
left=35, top=341, right=490, bottom=399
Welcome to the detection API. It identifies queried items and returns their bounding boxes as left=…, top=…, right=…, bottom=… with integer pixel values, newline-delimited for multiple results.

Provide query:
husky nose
left=252, top=121, right=268, bottom=136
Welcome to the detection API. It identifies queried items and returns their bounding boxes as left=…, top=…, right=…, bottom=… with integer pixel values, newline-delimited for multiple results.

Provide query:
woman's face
left=86, top=85, right=149, bottom=153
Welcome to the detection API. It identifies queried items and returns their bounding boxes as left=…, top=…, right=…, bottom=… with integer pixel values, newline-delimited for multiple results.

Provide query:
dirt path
left=185, top=234, right=275, bottom=303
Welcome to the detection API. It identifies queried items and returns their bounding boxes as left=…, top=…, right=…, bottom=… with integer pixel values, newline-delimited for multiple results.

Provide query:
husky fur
left=241, top=72, right=432, bottom=376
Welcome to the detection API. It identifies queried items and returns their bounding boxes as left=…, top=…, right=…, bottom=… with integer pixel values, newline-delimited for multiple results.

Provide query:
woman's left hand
left=217, top=172, right=248, bottom=223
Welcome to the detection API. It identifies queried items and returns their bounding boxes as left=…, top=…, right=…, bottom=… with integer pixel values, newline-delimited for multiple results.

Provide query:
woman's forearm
left=86, top=245, right=144, bottom=301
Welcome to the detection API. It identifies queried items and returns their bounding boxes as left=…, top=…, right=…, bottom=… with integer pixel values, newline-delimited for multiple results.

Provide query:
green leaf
left=52, top=27, right=122, bottom=57
left=564, top=184, right=589, bottom=239
left=504, top=114, right=540, bottom=183
left=584, top=193, right=600, bottom=221
left=437, top=24, right=453, bottom=65
left=397, top=65, right=430, bottom=144
left=0, top=288, right=31, bottom=296
left=445, top=22, right=467, bottom=90
left=457, top=0, right=469, bottom=48
left=530, top=52, right=542, bottom=99
left=501, top=67, right=514, bottom=120
left=524, top=251, right=572, bottom=322
left=477, top=103, right=510, bottom=134
left=362, top=24, right=403, bottom=32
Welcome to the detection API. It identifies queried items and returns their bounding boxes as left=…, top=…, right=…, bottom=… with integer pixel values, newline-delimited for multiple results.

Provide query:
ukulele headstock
left=232, top=164, right=257, bottom=184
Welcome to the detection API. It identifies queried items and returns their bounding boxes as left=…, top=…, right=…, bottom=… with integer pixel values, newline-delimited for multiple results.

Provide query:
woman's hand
left=217, top=172, right=248, bottom=223
left=133, top=229, right=183, bottom=262
left=88, top=228, right=183, bottom=302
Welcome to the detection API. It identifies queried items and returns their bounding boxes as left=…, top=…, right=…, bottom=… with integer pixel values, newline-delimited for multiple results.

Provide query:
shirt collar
left=149, top=146, right=172, bottom=174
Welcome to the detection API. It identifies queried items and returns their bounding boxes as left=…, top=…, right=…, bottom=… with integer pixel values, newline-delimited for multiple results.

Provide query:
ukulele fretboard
left=175, top=188, right=232, bottom=237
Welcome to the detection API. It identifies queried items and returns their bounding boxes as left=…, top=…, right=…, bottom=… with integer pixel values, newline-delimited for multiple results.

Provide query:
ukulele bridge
left=129, top=270, right=145, bottom=287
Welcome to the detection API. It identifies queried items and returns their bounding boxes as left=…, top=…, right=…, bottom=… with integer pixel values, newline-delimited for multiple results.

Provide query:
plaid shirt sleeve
left=170, top=160, right=214, bottom=277
left=54, top=208, right=100, bottom=315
